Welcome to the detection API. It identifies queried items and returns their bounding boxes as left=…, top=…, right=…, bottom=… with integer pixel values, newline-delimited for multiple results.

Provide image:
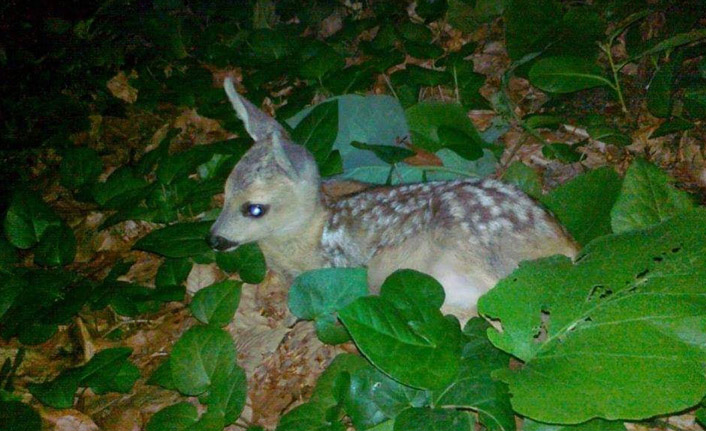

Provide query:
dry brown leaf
left=107, top=71, right=138, bottom=104
left=185, top=263, right=223, bottom=295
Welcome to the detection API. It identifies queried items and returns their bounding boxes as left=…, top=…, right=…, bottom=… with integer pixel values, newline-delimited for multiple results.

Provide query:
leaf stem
left=600, top=43, right=629, bottom=114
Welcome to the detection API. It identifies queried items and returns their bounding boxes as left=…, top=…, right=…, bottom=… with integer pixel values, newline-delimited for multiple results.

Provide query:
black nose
left=207, top=235, right=239, bottom=251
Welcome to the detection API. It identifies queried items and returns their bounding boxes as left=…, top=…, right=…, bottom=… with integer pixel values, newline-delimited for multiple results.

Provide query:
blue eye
left=242, top=203, right=269, bottom=218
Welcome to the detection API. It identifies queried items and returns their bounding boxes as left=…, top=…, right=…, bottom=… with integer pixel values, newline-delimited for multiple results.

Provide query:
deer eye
left=242, top=203, right=269, bottom=218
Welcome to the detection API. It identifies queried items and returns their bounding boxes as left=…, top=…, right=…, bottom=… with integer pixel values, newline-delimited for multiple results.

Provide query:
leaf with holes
left=478, top=209, right=706, bottom=423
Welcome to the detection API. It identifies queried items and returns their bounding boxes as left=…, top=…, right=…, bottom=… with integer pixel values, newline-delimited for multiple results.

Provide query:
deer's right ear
left=224, top=77, right=285, bottom=141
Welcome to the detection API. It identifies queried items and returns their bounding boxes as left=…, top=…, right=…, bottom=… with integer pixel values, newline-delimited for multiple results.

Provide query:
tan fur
left=210, top=78, right=579, bottom=322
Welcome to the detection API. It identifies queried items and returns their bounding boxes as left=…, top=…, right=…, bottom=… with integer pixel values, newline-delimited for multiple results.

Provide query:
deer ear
left=224, top=77, right=285, bottom=141
left=271, top=130, right=298, bottom=178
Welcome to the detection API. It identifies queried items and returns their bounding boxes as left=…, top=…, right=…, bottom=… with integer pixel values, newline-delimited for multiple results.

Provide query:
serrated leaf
left=133, top=222, right=212, bottom=258
left=529, top=56, right=612, bottom=93
left=170, top=326, right=237, bottom=396
left=215, top=242, right=266, bottom=284
left=3, top=190, right=61, bottom=249
left=610, top=158, right=694, bottom=233
left=190, top=280, right=242, bottom=326
left=33, top=224, right=76, bottom=267
left=478, top=209, right=706, bottom=423
left=541, top=167, right=622, bottom=245
left=146, top=402, right=199, bottom=431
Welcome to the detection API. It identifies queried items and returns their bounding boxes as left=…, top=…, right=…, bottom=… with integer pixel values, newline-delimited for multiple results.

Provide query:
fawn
left=208, top=78, right=578, bottom=322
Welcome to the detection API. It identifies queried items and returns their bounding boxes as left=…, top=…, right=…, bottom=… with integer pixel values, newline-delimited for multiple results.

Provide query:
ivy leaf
left=541, top=167, right=622, bottom=245
left=133, top=222, right=212, bottom=258
left=3, top=190, right=61, bottom=249
left=478, top=209, right=706, bottom=423
left=190, top=280, right=242, bottom=326
left=215, top=242, right=267, bottom=284
left=610, top=158, right=694, bottom=233
left=529, top=56, right=612, bottom=93
left=170, top=326, right=237, bottom=396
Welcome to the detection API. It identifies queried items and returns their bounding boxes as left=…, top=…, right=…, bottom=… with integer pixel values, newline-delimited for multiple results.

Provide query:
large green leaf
left=339, top=271, right=464, bottom=390
left=190, top=280, right=242, bottom=326
left=393, top=407, right=474, bottom=431
left=289, top=268, right=369, bottom=320
left=432, top=319, right=515, bottom=431
left=215, top=242, right=266, bottom=284
left=170, top=326, right=237, bottom=396
left=541, top=167, right=622, bottom=245
left=405, top=102, right=486, bottom=155
left=146, top=402, right=199, bottom=431
left=291, top=99, right=339, bottom=166
left=133, top=222, right=212, bottom=258
left=610, top=159, right=694, bottom=233
left=33, top=224, right=76, bottom=267
left=478, top=209, right=706, bottom=423
left=3, top=190, right=61, bottom=249
left=524, top=419, right=625, bottom=431
left=529, top=56, right=612, bottom=93
left=207, top=361, right=247, bottom=425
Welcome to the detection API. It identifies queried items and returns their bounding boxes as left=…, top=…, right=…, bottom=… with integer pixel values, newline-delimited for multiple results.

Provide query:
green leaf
left=504, top=0, right=562, bottom=59
left=28, top=368, right=82, bottom=409
left=626, top=28, right=706, bottom=64
left=478, top=209, right=706, bottom=423
left=289, top=268, right=369, bottom=320
left=406, top=102, right=486, bottom=154
left=3, top=190, right=61, bottom=249
left=649, top=117, right=695, bottom=138
left=299, top=42, right=345, bottom=81
left=585, top=125, right=632, bottom=147
left=60, top=147, right=103, bottom=191
left=610, top=158, right=694, bottom=233
left=433, top=319, right=515, bottom=431
left=450, top=60, right=489, bottom=110
left=0, top=235, right=19, bottom=270
left=309, top=353, right=369, bottom=409
left=215, top=242, right=267, bottom=284
left=416, top=0, right=448, bottom=22
left=170, top=326, right=237, bottom=396
left=148, top=358, right=176, bottom=390
left=133, top=222, right=212, bottom=258
left=80, top=347, right=139, bottom=394
left=379, top=270, right=445, bottom=316
left=541, top=143, right=582, bottom=163
left=92, top=167, right=150, bottom=209
left=0, top=401, right=41, bottom=431
left=541, top=167, right=622, bottom=245
left=314, top=315, right=351, bottom=345
left=339, top=273, right=464, bottom=390
left=524, top=418, right=625, bottom=431
left=684, top=83, right=706, bottom=118
left=207, top=362, right=247, bottom=425
left=146, top=402, right=199, bottom=431
left=291, top=100, right=339, bottom=166
left=190, top=280, right=242, bottom=326
left=529, top=56, right=612, bottom=93
left=646, top=58, right=679, bottom=118
left=345, top=366, right=430, bottom=430
left=524, top=114, right=563, bottom=130
left=276, top=402, right=344, bottom=431
left=156, top=258, right=193, bottom=288
left=393, top=407, right=473, bottom=431
left=397, top=22, right=432, bottom=44
left=501, top=162, right=542, bottom=199
left=33, top=224, right=76, bottom=267
left=350, top=142, right=415, bottom=166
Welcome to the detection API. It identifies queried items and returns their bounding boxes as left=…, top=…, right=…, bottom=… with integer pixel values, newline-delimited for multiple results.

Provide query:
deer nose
left=207, top=235, right=239, bottom=251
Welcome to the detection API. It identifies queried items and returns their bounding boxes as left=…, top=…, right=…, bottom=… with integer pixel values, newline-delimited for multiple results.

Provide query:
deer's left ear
left=224, top=77, right=285, bottom=141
